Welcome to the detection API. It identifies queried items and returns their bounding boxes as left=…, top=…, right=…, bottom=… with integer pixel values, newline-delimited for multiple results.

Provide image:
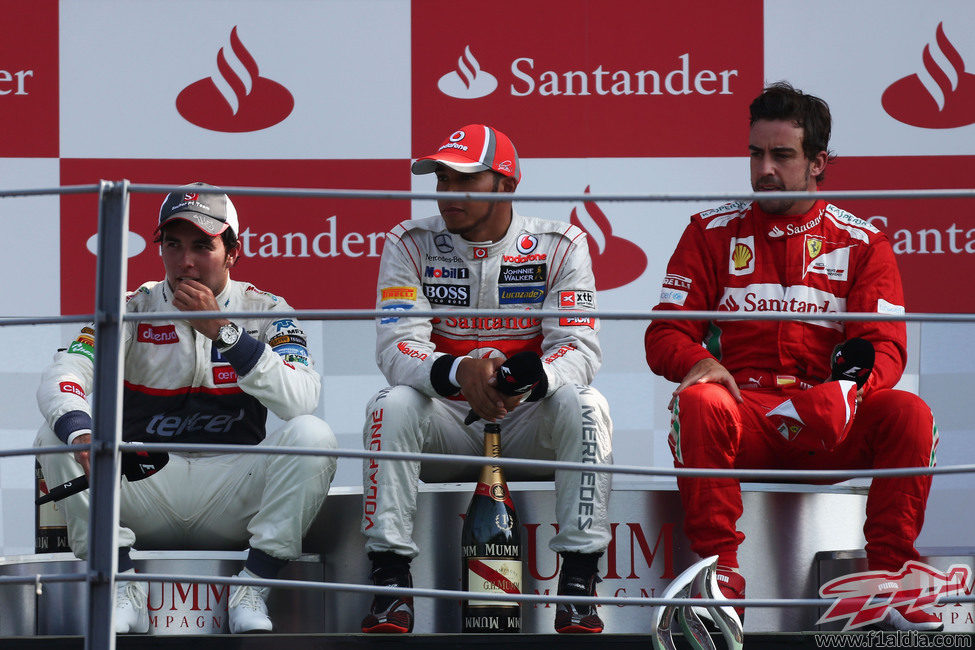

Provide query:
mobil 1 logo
left=423, top=283, right=471, bottom=306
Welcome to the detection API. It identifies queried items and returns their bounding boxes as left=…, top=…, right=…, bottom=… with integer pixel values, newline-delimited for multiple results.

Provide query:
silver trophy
left=651, top=555, right=744, bottom=650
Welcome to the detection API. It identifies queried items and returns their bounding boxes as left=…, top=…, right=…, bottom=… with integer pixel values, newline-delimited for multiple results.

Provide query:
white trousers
left=35, top=414, right=337, bottom=561
left=361, top=384, right=613, bottom=558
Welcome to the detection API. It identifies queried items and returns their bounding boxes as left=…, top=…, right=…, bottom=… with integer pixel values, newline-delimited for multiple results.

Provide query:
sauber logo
left=137, top=324, right=179, bottom=345
left=818, top=561, right=972, bottom=631
left=882, top=22, right=975, bottom=129
left=176, top=26, right=294, bottom=133
left=438, top=46, right=498, bottom=99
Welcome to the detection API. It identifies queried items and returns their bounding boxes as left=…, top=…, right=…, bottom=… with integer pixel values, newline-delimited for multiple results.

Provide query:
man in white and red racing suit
left=645, top=83, right=939, bottom=632
left=360, top=124, right=612, bottom=635
left=35, top=184, right=337, bottom=634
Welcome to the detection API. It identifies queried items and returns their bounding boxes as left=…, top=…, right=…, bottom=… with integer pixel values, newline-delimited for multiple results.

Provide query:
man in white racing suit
left=360, top=125, right=613, bottom=634
left=35, top=183, right=337, bottom=634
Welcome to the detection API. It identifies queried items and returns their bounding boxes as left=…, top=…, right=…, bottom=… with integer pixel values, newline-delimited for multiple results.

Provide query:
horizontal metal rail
left=6, top=309, right=975, bottom=329
left=125, top=182, right=975, bottom=203
left=13, top=442, right=969, bottom=481
left=0, top=181, right=971, bottom=203
left=4, top=571, right=973, bottom=609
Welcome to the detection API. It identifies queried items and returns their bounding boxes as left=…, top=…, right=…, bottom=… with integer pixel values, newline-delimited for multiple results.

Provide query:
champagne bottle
left=35, top=460, right=70, bottom=553
left=461, top=422, right=522, bottom=633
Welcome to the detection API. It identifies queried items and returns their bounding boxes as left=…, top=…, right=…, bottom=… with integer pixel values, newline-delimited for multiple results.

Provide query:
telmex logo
left=176, top=26, right=294, bottom=132
left=437, top=45, right=738, bottom=99
left=882, top=22, right=975, bottom=128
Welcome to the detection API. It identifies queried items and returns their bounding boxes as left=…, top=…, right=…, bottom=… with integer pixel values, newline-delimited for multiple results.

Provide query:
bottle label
left=474, top=481, right=515, bottom=508
left=36, top=462, right=70, bottom=553
left=466, top=558, right=522, bottom=606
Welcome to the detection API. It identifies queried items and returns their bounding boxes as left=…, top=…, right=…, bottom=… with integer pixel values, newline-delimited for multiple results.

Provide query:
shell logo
left=732, top=243, right=753, bottom=271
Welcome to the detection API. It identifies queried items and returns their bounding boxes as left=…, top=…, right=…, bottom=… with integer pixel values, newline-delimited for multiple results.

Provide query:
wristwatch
left=215, top=322, right=242, bottom=351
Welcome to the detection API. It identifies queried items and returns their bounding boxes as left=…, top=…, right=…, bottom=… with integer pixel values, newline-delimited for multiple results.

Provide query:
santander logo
left=882, top=22, right=975, bottom=129
left=569, top=187, right=647, bottom=290
left=438, top=46, right=498, bottom=99
left=176, top=26, right=294, bottom=133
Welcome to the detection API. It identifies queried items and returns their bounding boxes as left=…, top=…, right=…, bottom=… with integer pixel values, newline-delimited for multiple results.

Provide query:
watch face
left=220, top=324, right=240, bottom=347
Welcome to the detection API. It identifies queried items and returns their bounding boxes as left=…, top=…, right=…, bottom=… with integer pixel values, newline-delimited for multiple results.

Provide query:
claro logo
left=437, top=47, right=738, bottom=99
left=176, top=26, right=294, bottom=132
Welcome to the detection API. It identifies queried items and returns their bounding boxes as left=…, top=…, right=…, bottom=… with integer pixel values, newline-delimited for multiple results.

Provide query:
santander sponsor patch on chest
left=803, top=235, right=852, bottom=281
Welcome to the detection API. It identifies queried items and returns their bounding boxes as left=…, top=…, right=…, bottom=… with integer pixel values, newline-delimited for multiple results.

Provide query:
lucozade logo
left=176, top=26, right=294, bottom=132
left=882, top=22, right=975, bottom=128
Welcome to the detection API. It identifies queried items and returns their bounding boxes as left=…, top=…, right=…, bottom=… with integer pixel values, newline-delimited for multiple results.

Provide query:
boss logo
left=423, top=283, right=470, bottom=306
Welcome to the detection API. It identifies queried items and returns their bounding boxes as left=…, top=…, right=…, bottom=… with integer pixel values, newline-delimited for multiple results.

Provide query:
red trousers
left=671, top=383, right=937, bottom=571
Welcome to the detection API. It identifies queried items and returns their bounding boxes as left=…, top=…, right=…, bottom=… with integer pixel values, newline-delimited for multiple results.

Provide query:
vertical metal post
left=87, top=180, right=129, bottom=650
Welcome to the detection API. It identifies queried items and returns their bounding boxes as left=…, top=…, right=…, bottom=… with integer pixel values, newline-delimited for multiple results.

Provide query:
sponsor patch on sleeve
left=67, top=340, right=94, bottom=361
left=381, top=286, right=418, bottom=302
left=59, top=381, right=86, bottom=398
left=558, top=290, right=595, bottom=310
left=559, top=316, right=596, bottom=329
left=269, top=334, right=308, bottom=348
left=380, top=303, right=414, bottom=324
left=877, top=298, right=905, bottom=315
left=659, top=288, right=688, bottom=306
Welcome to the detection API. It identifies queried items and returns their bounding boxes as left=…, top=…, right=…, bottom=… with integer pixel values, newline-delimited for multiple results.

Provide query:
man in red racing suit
left=360, top=124, right=613, bottom=635
left=645, top=84, right=939, bottom=632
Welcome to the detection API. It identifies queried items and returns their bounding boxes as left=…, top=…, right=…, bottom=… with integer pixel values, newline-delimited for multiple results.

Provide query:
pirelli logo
left=381, top=286, right=417, bottom=301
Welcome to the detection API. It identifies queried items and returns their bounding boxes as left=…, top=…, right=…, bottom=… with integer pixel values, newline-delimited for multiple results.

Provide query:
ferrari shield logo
left=807, top=238, right=823, bottom=259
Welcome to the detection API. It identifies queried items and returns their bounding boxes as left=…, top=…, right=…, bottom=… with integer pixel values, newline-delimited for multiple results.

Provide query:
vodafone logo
left=882, top=22, right=975, bottom=128
left=438, top=46, right=498, bottom=99
left=516, top=234, right=538, bottom=254
left=137, top=323, right=179, bottom=345
left=176, top=26, right=294, bottom=133
left=569, top=186, right=648, bottom=290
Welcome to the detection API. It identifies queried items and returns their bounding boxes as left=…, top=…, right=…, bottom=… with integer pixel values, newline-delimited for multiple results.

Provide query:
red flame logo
left=882, top=22, right=975, bottom=128
left=569, top=186, right=647, bottom=290
left=176, top=26, right=294, bottom=133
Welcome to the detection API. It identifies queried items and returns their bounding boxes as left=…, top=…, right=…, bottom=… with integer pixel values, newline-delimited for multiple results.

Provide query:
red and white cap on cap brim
left=765, top=380, right=859, bottom=451
left=411, top=124, right=521, bottom=184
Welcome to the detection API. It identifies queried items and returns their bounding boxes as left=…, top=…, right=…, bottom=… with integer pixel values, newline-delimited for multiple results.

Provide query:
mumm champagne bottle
left=35, top=460, right=70, bottom=552
left=461, top=422, right=522, bottom=632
